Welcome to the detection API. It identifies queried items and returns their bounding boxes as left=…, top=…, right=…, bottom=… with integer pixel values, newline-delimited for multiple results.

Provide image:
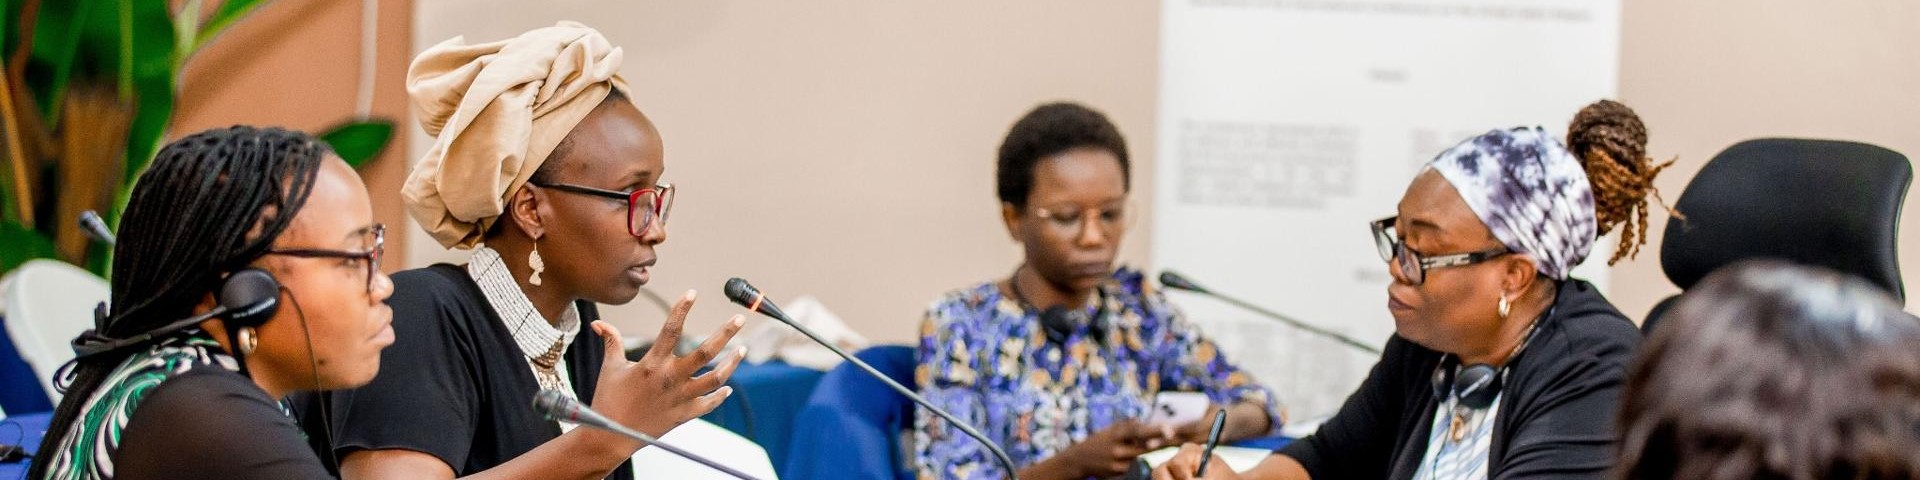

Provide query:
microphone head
left=724, top=277, right=790, bottom=321
left=1158, top=270, right=1210, bottom=294
left=723, top=278, right=758, bottom=308
left=78, top=210, right=115, bottom=245
left=531, top=389, right=574, bottom=421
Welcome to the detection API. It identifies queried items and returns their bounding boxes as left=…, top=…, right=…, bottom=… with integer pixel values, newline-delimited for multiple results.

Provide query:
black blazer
left=1279, top=279, right=1641, bottom=479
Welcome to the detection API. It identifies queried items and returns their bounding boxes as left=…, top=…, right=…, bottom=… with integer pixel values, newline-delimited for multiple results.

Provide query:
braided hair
left=30, top=126, right=330, bottom=479
left=1567, top=100, right=1681, bottom=264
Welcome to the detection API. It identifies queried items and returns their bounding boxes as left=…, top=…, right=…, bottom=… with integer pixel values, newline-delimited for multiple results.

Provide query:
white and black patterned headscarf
left=1427, top=127, right=1597, bottom=280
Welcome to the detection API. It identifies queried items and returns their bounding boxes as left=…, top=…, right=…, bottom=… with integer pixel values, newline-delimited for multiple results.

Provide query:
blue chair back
left=781, top=345, right=916, bottom=480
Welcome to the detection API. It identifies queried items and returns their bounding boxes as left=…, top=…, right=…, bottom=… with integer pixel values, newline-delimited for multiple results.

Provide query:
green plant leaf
left=173, top=0, right=201, bottom=55
left=320, top=119, right=394, bottom=169
left=120, top=0, right=176, bottom=185
left=0, top=218, right=55, bottom=275
left=24, top=0, right=94, bottom=124
left=0, top=0, right=11, bottom=48
left=192, top=0, right=268, bottom=51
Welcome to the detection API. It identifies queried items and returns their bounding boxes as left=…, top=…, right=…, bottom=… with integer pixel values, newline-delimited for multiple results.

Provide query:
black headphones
left=1007, top=268, right=1111, bottom=348
left=1429, top=307, right=1551, bottom=410
left=71, top=268, right=282, bottom=359
left=1431, top=356, right=1505, bottom=410
left=1038, top=298, right=1109, bottom=347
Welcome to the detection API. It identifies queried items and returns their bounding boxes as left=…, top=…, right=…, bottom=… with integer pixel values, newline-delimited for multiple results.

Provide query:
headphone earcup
left=1039, top=307, right=1077, bottom=346
left=1431, top=360, right=1453, bottom=401
left=219, top=268, right=281, bottom=329
left=1454, top=364, right=1503, bottom=409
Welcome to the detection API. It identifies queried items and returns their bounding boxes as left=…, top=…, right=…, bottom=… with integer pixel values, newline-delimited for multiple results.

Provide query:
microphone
left=724, top=278, right=1022, bottom=480
left=531, top=390, right=764, bottom=480
left=72, top=309, right=225, bottom=358
left=1158, top=270, right=1381, bottom=355
left=79, top=210, right=115, bottom=246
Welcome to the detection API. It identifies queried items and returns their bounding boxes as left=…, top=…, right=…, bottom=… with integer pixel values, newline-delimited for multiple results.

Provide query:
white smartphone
left=1144, top=391, right=1211, bottom=427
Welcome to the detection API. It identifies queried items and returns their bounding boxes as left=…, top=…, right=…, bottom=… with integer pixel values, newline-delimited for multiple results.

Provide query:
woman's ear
left=508, top=185, right=547, bottom=241
left=1501, top=254, right=1541, bottom=297
left=193, top=292, right=234, bottom=349
left=1001, top=202, right=1024, bottom=243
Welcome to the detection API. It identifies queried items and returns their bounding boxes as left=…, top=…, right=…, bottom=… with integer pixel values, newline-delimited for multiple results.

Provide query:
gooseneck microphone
left=1158, top=270, right=1381, bottom=355
left=79, top=210, right=115, bottom=246
left=723, top=278, right=1021, bottom=480
left=531, top=390, right=764, bottom=480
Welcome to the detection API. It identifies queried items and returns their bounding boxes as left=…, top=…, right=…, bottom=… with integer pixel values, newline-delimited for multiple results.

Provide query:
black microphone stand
left=724, top=278, right=1022, bottom=480
left=1159, top=270, right=1381, bottom=355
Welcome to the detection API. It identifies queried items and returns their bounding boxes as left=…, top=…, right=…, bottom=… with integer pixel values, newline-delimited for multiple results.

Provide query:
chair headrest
left=1660, top=138, right=1910, bottom=301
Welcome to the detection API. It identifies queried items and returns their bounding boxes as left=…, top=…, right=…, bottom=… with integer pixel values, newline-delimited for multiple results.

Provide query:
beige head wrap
left=403, top=21, right=630, bottom=249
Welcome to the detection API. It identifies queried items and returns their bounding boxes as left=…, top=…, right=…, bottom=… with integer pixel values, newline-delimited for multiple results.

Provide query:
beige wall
left=175, top=0, right=414, bottom=269
left=408, top=1, right=1160, bottom=342
left=404, top=1, right=1920, bottom=343
left=1612, top=0, right=1920, bottom=317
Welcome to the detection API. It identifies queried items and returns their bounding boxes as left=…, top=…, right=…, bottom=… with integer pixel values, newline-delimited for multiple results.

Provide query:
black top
left=116, top=368, right=332, bottom=479
left=1277, top=279, right=1641, bottom=479
left=295, top=264, right=633, bottom=479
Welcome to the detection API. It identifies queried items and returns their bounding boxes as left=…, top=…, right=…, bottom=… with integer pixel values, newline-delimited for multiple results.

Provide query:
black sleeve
left=1276, top=336, right=1417, bottom=480
left=1492, top=327, right=1636, bottom=480
left=114, top=369, right=332, bottom=480
left=323, top=270, right=479, bottom=470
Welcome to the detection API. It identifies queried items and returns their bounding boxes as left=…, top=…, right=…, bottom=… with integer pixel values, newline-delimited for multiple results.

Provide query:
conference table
left=0, top=362, right=1289, bottom=479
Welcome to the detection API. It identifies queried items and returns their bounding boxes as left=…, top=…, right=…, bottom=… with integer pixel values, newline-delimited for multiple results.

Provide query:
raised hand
left=588, top=290, right=746, bottom=438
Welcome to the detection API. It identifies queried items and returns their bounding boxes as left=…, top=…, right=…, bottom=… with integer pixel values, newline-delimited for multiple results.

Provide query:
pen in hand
left=1194, top=409, right=1228, bottom=477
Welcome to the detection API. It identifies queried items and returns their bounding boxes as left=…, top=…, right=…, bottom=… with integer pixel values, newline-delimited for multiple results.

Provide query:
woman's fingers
left=645, top=290, right=698, bottom=363
left=594, top=321, right=626, bottom=365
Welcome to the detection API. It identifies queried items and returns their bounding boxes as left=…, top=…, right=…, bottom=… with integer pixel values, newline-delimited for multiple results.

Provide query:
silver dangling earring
left=237, top=327, right=259, bottom=355
left=528, top=245, right=545, bottom=286
left=1497, top=294, right=1512, bottom=319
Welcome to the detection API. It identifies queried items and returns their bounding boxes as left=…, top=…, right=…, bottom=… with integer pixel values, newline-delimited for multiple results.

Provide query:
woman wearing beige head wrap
left=299, top=22, right=746, bottom=480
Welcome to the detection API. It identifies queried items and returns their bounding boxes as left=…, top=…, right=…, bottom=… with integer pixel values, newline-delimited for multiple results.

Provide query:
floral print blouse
left=913, top=268, right=1282, bottom=479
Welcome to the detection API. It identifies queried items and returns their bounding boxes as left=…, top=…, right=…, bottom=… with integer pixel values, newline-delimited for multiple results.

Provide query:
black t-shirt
left=115, top=367, right=333, bottom=479
left=296, top=264, right=633, bottom=479
left=1277, top=279, right=1642, bottom=480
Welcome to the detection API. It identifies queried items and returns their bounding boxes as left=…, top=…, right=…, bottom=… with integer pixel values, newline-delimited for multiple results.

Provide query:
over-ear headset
left=1431, top=355, right=1504, bottom=410
left=71, top=268, right=281, bottom=359
left=1430, top=306, right=1551, bottom=410
left=1038, top=297, right=1109, bottom=347
left=1006, top=267, right=1111, bottom=348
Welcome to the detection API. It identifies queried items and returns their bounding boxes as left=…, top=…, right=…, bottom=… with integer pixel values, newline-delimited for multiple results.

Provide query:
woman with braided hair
left=1566, top=99, right=1681, bottom=264
left=31, top=126, right=394, bottom=479
left=1157, top=101, right=1675, bottom=480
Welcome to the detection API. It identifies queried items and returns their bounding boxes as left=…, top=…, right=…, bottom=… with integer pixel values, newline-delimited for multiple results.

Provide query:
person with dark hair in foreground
left=32, top=126, right=393, bottom=479
left=300, top=22, right=742, bottom=480
left=1157, top=100, right=1670, bottom=480
left=1616, top=260, right=1920, bottom=480
left=914, top=102, right=1281, bottom=480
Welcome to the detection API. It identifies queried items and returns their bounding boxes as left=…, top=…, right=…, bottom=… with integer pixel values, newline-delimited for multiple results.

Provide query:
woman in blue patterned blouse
left=913, top=102, right=1282, bottom=480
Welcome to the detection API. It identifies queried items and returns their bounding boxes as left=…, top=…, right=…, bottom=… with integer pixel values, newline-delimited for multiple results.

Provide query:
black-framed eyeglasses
left=266, top=224, right=385, bottom=293
left=529, top=182, right=675, bottom=238
left=1370, top=216, right=1507, bottom=285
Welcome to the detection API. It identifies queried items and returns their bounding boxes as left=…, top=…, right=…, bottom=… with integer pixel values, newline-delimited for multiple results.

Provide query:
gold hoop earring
left=237, top=326, right=259, bottom=355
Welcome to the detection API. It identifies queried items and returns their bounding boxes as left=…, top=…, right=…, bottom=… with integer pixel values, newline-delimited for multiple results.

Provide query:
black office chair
left=1643, top=138, right=1911, bottom=333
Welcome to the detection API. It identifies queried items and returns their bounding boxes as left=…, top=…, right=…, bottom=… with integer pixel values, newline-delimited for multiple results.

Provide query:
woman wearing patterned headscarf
left=1156, top=101, right=1672, bottom=480
left=299, top=22, right=744, bottom=480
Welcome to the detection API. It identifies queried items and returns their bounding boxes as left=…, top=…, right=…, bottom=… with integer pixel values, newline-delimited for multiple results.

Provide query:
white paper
left=631, top=419, right=780, bottom=479
left=1154, top=0, right=1621, bottom=418
left=1139, top=445, right=1272, bottom=473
